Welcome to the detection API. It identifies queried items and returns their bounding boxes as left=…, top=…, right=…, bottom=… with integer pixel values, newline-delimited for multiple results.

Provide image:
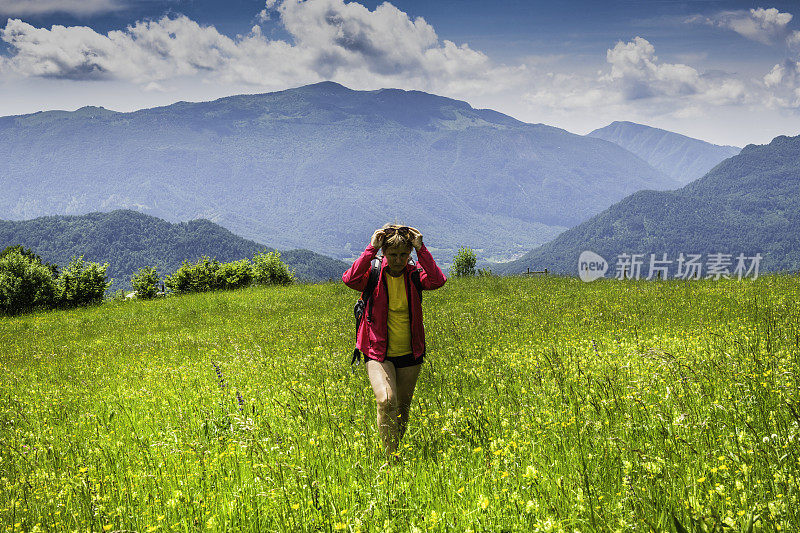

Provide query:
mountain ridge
left=0, top=81, right=679, bottom=262
left=588, top=120, right=741, bottom=185
left=494, top=133, right=800, bottom=276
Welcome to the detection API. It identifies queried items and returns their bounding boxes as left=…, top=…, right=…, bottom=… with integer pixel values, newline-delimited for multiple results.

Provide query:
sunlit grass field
left=1, top=274, right=799, bottom=532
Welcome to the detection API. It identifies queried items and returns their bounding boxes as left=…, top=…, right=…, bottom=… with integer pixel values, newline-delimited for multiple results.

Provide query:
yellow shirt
left=385, top=272, right=412, bottom=357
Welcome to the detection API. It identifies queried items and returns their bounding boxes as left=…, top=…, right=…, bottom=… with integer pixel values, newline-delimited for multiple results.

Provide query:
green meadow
left=1, top=275, right=798, bottom=532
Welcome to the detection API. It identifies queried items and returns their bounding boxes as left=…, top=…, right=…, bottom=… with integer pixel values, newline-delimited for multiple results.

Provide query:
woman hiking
left=342, top=224, right=446, bottom=460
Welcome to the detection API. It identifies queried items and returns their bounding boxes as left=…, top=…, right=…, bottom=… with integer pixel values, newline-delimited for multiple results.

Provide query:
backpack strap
left=363, top=263, right=380, bottom=322
left=410, top=269, right=423, bottom=299
left=351, top=263, right=381, bottom=366
left=362, top=264, right=380, bottom=300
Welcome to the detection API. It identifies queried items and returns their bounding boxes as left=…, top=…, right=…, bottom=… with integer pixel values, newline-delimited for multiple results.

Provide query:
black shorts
left=366, top=353, right=423, bottom=368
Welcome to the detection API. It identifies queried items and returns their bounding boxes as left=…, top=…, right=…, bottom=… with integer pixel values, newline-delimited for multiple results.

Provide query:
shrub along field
left=1, top=275, right=798, bottom=532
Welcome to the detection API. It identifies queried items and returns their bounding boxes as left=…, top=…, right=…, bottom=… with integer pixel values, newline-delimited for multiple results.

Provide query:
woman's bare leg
left=366, top=359, right=400, bottom=455
left=395, top=363, right=422, bottom=441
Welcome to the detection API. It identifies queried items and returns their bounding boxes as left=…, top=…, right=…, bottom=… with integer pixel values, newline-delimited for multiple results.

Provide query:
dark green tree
left=451, top=247, right=477, bottom=277
left=1, top=245, right=59, bottom=277
left=0, top=249, right=58, bottom=314
left=252, top=250, right=295, bottom=285
left=130, top=266, right=160, bottom=299
left=57, top=256, right=111, bottom=307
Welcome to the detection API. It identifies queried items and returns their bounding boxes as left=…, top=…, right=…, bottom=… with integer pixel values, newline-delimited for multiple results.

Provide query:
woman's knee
left=374, top=387, right=398, bottom=412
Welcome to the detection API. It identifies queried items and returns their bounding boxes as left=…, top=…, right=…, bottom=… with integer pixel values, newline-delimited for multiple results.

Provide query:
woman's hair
left=381, top=223, right=413, bottom=252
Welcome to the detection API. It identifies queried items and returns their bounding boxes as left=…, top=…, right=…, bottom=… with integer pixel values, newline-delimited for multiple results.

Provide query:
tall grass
left=1, top=275, right=798, bottom=532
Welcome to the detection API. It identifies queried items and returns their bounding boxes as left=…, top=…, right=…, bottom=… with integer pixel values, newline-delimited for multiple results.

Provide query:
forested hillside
left=0, top=210, right=349, bottom=289
left=496, top=134, right=800, bottom=276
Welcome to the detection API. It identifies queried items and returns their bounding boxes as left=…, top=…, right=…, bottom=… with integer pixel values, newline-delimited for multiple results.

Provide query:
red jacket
left=342, top=243, right=447, bottom=362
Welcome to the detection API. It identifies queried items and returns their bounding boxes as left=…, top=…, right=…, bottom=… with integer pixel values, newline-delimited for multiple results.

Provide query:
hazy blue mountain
left=588, top=121, right=741, bottom=185
left=0, top=210, right=349, bottom=290
left=494, top=134, right=800, bottom=277
left=0, top=81, right=678, bottom=263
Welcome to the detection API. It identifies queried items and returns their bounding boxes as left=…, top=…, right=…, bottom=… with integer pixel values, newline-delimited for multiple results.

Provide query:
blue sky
left=1, top=0, right=799, bottom=145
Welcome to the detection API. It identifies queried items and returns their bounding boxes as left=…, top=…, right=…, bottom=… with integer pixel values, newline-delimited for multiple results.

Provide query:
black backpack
left=351, top=261, right=423, bottom=365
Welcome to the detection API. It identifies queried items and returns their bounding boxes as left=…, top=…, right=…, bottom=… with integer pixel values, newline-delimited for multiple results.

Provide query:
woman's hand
left=371, top=229, right=385, bottom=248
left=408, top=227, right=423, bottom=251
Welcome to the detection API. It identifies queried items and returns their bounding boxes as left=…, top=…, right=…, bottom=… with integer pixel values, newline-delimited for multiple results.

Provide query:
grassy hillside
left=2, top=275, right=799, bottom=531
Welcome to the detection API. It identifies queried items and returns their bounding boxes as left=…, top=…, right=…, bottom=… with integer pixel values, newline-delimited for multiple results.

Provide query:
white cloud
left=669, top=105, right=704, bottom=119
left=524, top=72, right=618, bottom=109
left=143, top=80, right=172, bottom=92
left=604, top=37, right=749, bottom=105
left=524, top=37, right=749, bottom=114
left=763, top=59, right=800, bottom=108
left=0, top=0, right=521, bottom=97
left=679, top=7, right=800, bottom=109
left=256, top=9, right=271, bottom=23
left=764, top=61, right=790, bottom=88
left=0, top=0, right=125, bottom=16
left=0, top=17, right=269, bottom=83
left=688, top=7, right=794, bottom=45
left=686, top=6, right=800, bottom=109
left=698, top=77, right=748, bottom=105
left=273, top=0, right=519, bottom=94
left=788, top=30, right=800, bottom=49
left=603, top=37, right=701, bottom=99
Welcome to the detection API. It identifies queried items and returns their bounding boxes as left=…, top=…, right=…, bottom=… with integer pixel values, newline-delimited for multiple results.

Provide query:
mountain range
left=1, top=81, right=686, bottom=263
left=494, top=134, right=800, bottom=276
left=588, top=121, right=741, bottom=185
left=0, top=210, right=349, bottom=290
